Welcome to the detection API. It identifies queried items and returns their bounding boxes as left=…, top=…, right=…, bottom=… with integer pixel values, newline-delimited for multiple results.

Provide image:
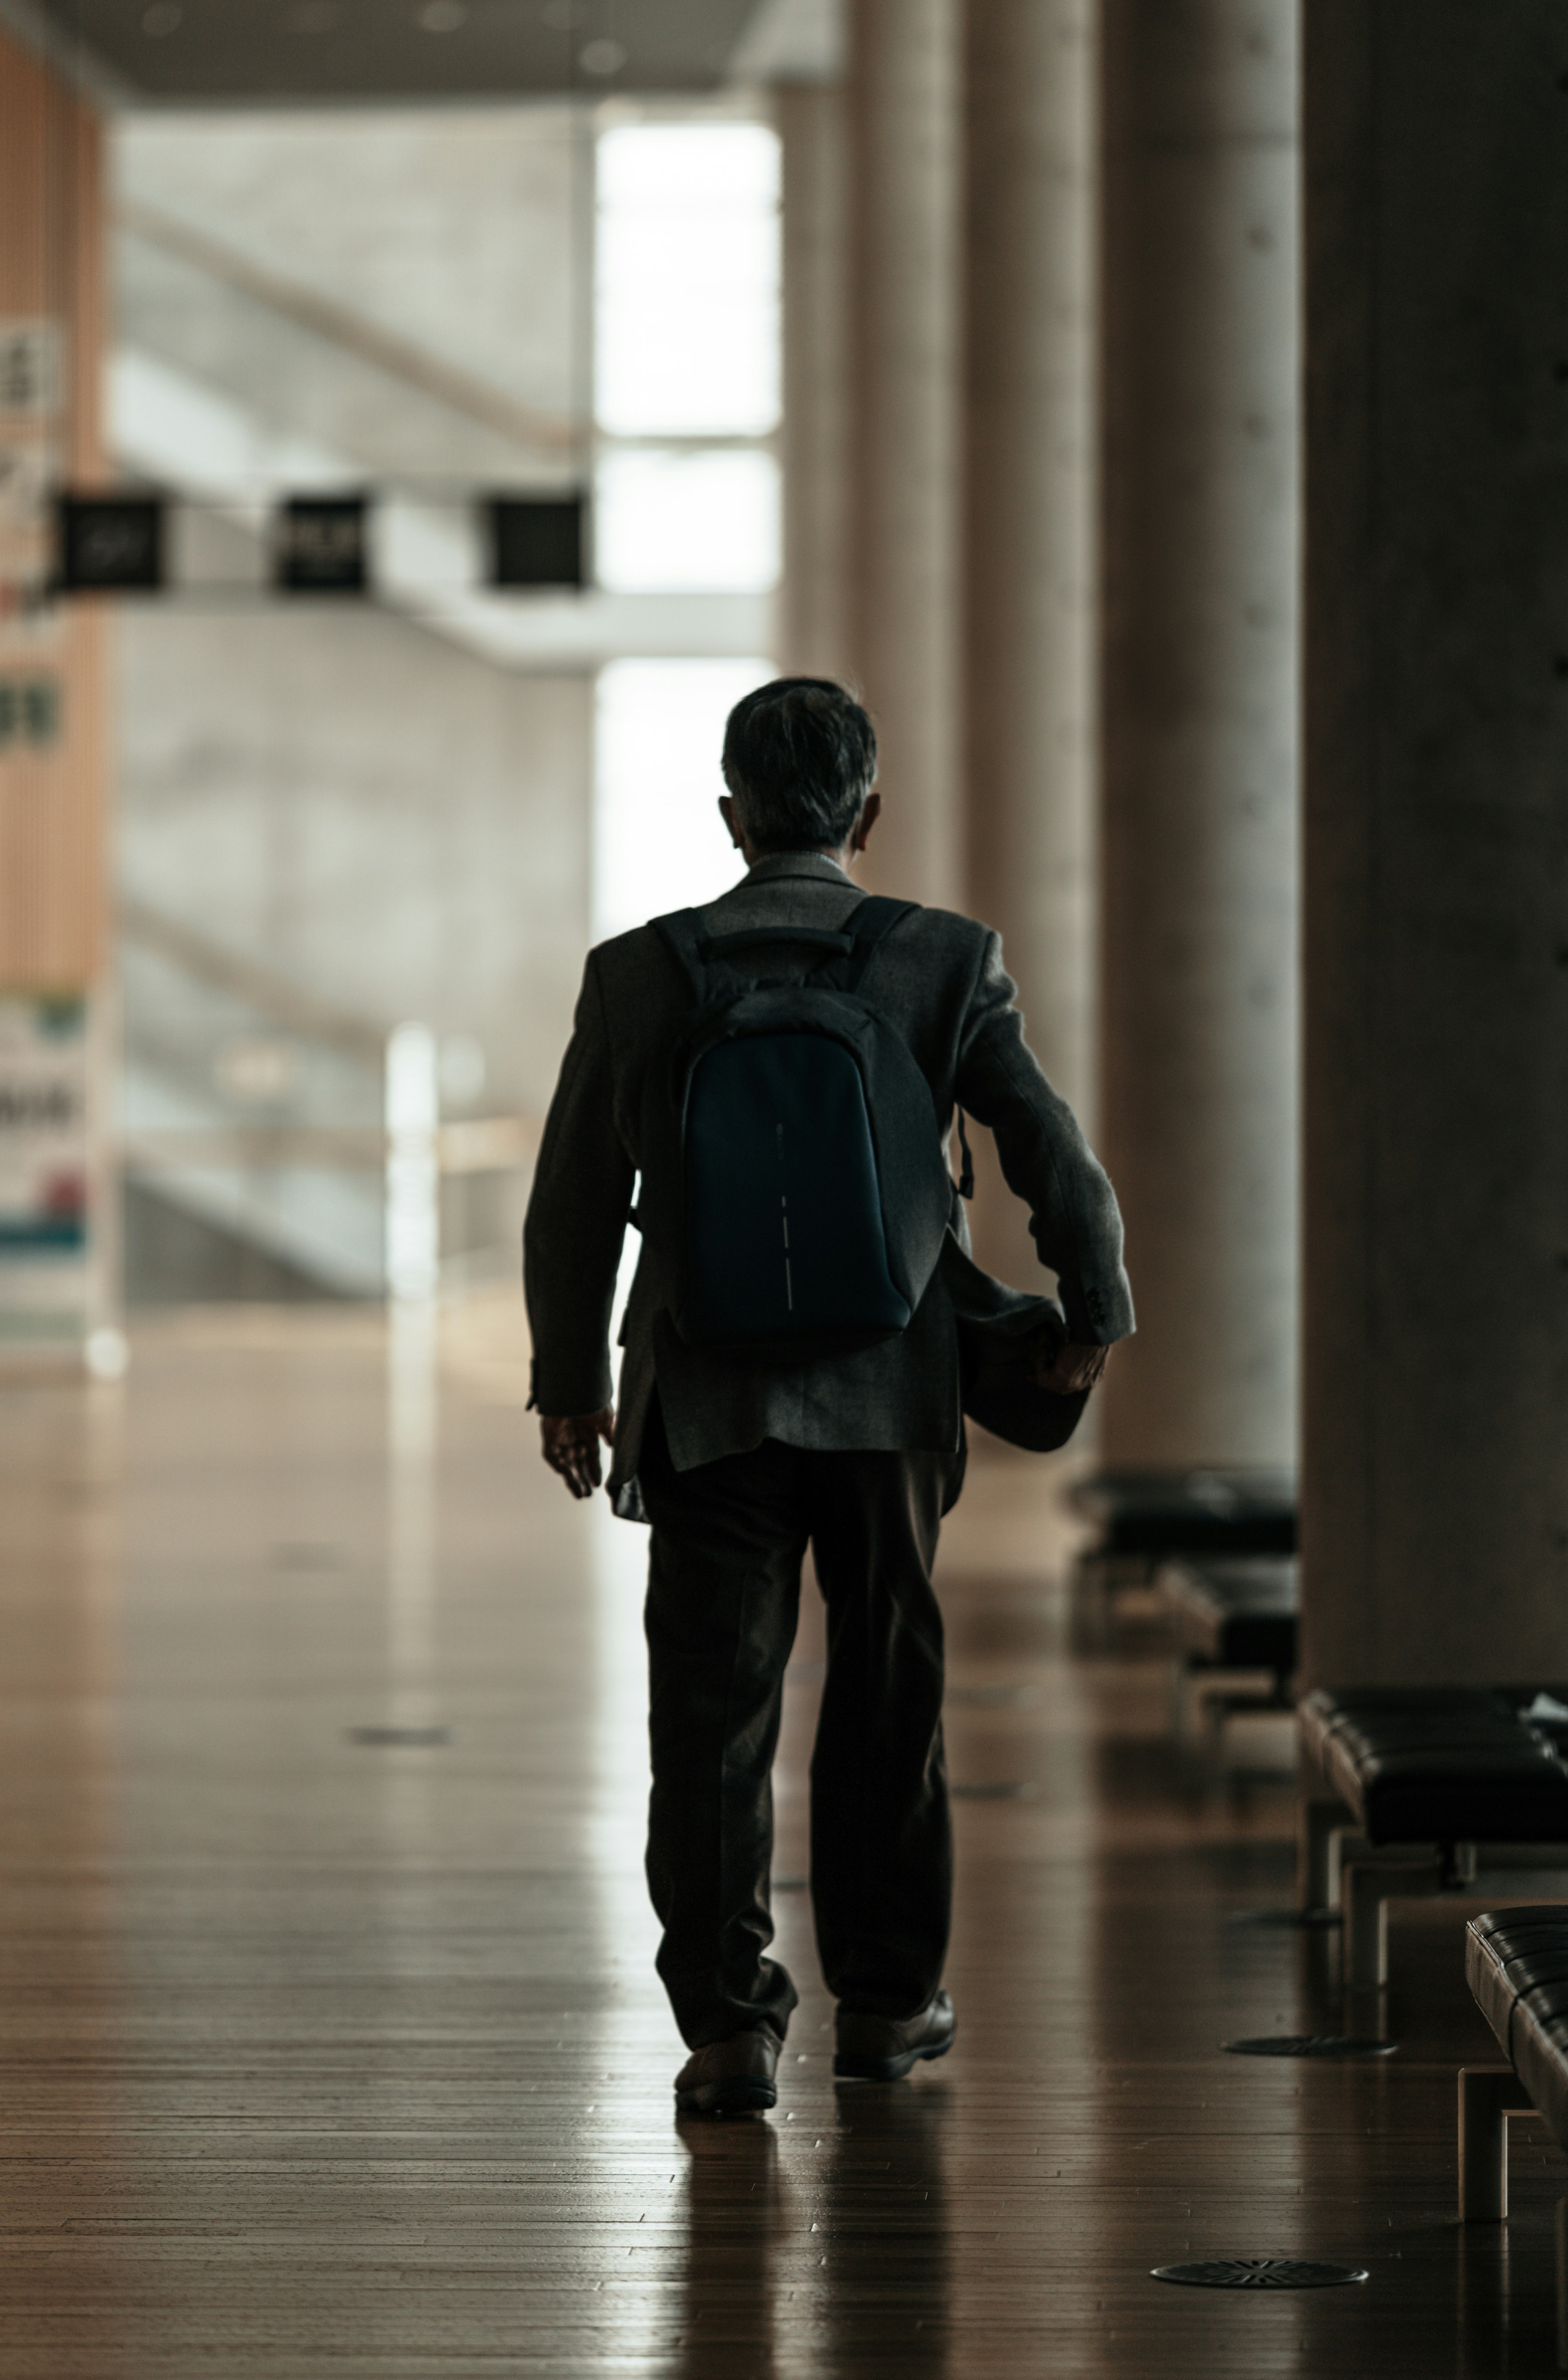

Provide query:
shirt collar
left=743, top=850, right=852, bottom=885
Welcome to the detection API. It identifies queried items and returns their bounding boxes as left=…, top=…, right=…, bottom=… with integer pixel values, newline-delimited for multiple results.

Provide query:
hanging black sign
left=276, top=496, right=369, bottom=593
left=487, top=495, right=586, bottom=589
left=56, top=495, right=164, bottom=592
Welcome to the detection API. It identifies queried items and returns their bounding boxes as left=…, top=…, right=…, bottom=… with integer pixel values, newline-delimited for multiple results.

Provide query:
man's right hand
left=1032, top=1335, right=1111, bottom=1395
left=540, top=1410, right=615, bottom=1499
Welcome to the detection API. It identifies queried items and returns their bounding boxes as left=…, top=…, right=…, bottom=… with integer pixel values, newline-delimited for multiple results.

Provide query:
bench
left=1160, top=1557, right=1297, bottom=1770
left=1298, top=1687, right=1568, bottom=1988
left=1462, top=1910, right=1568, bottom=2361
left=1068, top=1467, right=1297, bottom=1648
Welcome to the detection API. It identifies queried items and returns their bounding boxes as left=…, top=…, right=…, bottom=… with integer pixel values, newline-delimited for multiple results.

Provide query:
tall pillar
left=1301, top=5, right=1568, bottom=1683
left=1096, top=0, right=1299, bottom=1467
left=777, top=82, right=851, bottom=683
left=844, top=0, right=963, bottom=910
left=964, top=0, right=1098, bottom=1280
left=0, top=29, right=112, bottom=1359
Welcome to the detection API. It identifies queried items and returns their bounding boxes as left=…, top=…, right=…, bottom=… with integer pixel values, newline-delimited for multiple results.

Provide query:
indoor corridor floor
left=0, top=1301, right=1554, bottom=2377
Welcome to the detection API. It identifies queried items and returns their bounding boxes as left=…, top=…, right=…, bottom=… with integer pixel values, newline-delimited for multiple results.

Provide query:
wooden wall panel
left=0, top=27, right=107, bottom=991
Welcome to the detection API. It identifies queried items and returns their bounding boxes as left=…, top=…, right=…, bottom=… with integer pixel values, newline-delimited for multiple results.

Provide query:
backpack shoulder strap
left=842, top=895, right=917, bottom=989
left=650, top=908, right=709, bottom=1000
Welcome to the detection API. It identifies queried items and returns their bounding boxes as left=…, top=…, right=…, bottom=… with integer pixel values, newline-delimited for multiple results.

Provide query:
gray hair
left=721, top=679, right=877, bottom=851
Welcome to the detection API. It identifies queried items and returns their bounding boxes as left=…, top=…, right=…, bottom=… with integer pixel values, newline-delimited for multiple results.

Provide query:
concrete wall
left=115, top=106, right=588, bottom=483
left=117, top=600, right=593, bottom=1120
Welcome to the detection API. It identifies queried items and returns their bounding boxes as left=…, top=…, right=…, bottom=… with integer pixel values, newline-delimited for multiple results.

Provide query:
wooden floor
left=0, top=1299, right=1554, bottom=2376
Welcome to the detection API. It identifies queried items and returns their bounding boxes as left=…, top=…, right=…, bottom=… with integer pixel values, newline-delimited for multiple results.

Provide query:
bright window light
left=596, top=123, right=781, bottom=438
left=593, top=659, right=775, bottom=943
left=594, top=446, right=780, bottom=593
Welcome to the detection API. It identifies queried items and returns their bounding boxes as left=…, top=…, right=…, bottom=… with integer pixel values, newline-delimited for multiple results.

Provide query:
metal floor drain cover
left=951, top=1781, right=1036, bottom=1800
left=1152, top=2258, right=1368, bottom=2290
left=1228, top=1907, right=1342, bottom=1930
left=1224, top=2035, right=1396, bottom=2059
left=348, top=1726, right=452, bottom=1747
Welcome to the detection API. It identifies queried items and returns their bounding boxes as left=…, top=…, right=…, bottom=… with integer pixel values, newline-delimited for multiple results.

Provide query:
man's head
left=719, top=678, right=880, bottom=863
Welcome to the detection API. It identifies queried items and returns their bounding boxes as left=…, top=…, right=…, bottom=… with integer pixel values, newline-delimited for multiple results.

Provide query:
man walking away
left=525, top=679, right=1133, bottom=2115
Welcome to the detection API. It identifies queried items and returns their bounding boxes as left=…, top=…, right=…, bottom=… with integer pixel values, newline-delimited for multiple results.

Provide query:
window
left=595, top=123, right=780, bottom=439
left=593, top=447, right=780, bottom=594
left=593, top=659, right=774, bottom=943
left=590, top=119, right=781, bottom=944
left=593, top=121, right=781, bottom=596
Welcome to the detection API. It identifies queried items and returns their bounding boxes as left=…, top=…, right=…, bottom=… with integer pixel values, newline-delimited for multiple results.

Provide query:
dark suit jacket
left=524, top=851, right=1134, bottom=1509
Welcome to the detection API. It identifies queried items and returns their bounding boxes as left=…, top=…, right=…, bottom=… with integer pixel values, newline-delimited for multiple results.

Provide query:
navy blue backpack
left=646, top=898, right=956, bottom=1365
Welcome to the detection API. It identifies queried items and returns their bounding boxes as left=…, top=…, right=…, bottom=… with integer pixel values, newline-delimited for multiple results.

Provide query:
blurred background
left=3, top=0, right=1559, bottom=1698
left=3, top=13, right=1568, bottom=2365
left=2, top=0, right=1291, bottom=1504
left=113, top=100, right=784, bottom=1306
left=0, top=0, right=848, bottom=1335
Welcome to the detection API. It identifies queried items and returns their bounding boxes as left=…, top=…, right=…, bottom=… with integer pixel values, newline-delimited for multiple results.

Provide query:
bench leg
left=1071, top=1553, right=1113, bottom=1651
left=1169, top=1658, right=1197, bottom=1752
left=1173, top=1669, right=1275, bottom=1776
left=1344, top=1860, right=1390, bottom=1990
left=1198, top=1686, right=1231, bottom=1781
left=1073, top=1553, right=1159, bottom=1652
left=1298, top=1795, right=1352, bottom=1910
left=1459, top=2067, right=1539, bottom=2220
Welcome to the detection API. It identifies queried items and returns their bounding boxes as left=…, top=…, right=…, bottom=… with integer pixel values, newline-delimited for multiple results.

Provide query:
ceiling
left=21, top=0, right=774, bottom=103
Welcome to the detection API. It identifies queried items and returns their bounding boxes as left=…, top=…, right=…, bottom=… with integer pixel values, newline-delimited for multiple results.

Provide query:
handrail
left=116, top=197, right=580, bottom=459
left=117, top=909, right=541, bottom=1294
left=121, top=1117, right=540, bottom=1175
left=119, top=894, right=387, bottom=1063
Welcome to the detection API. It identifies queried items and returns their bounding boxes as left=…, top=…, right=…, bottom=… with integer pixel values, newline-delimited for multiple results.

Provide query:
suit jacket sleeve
left=954, top=930, right=1135, bottom=1346
left=523, top=950, right=636, bottom=1414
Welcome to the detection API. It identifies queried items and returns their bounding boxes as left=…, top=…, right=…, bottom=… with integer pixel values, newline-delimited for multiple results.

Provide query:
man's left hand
left=541, top=1410, right=615, bottom=1498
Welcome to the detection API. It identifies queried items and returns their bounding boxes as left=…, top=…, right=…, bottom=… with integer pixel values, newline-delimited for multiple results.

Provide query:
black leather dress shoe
left=834, top=1990, right=955, bottom=2081
left=674, top=2028, right=781, bottom=2115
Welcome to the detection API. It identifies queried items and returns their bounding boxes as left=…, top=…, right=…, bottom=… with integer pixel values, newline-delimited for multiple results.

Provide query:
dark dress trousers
left=525, top=852, right=1133, bottom=2046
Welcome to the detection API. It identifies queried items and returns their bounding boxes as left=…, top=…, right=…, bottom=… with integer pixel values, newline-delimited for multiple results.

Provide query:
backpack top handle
left=654, top=894, right=917, bottom=998
left=699, top=897, right=916, bottom=972
left=696, top=926, right=856, bottom=963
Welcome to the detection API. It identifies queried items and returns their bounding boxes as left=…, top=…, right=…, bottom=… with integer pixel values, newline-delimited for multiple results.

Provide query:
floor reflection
left=811, top=2083, right=951, bottom=2378
left=670, top=2080, right=951, bottom=2380
left=674, top=2114, right=783, bottom=2377
left=0, top=1369, right=125, bottom=2367
left=0, top=1318, right=1547, bottom=2375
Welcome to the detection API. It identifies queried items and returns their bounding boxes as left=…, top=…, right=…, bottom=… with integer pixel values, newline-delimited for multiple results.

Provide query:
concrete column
left=964, top=0, right=1098, bottom=1280
left=1301, top=5, right=1568, bottom=1683
left=1096, top=0, right=1299, bottom=1466
left=777, top=82, right=851, bottom=682
left=844, top=0, right=963, bottom=910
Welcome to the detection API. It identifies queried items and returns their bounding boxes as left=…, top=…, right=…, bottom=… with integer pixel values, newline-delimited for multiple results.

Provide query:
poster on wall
left=0, top=320, right=61, bottom=622
left=0, top=993, right=94, bottom=1352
